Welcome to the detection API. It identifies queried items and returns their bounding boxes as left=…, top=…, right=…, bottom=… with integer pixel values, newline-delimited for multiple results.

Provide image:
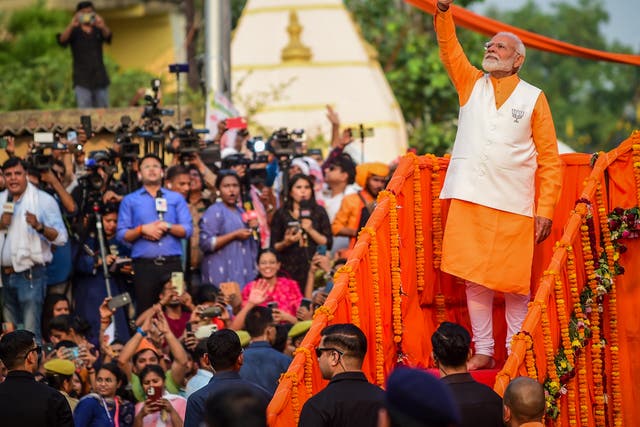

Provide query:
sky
left=470, top=0, right=639, bottom=53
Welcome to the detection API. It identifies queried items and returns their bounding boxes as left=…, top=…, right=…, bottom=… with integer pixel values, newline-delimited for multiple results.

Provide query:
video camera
left=114, top=115, right=140, bottom=161
left=139, top=79, right=173, bottom=148
left=171, top=118, right=209, bottom=162
left=28, top=132, right=63, bottom=172
left=269, top=128, right=305, bottom=158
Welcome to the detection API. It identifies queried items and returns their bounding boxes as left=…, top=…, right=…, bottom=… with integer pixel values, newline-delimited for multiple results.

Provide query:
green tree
left=0, top=3, right=155, bottom=111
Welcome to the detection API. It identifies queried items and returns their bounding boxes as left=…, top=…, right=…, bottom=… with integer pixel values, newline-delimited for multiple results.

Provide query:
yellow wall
left=104, top=13, right=176, bottom=81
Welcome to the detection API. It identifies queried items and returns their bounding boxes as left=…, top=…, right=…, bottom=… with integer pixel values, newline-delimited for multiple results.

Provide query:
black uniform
left=0, top=370, right=74, bottom=427
left=299, top=371, right=384, bottom=427
left=441, top=372, right=503, bottom=427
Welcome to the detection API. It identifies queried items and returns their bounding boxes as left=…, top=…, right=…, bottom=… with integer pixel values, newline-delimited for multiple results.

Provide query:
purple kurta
left=199, top=202, right=258, bottom=288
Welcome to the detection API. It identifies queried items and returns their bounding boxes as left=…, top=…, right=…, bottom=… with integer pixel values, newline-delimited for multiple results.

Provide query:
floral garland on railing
left=359, top=227, right=385, bottom=387
left=412, top=158, right=425, bottom=293
left=633, top=142, right=640, bottom=203
left=538, top=297, right=561, bottom=419
left=380, top=191, right=403, bottom=347
left=336, top=265, right=360, bottom=327
left=426, top=154, right=443, bottom=270
left=511, top=331, right=538, bottom=380
left=281, top=372, right=301, bottom=425
left=294, top=347, right=314, bottom=397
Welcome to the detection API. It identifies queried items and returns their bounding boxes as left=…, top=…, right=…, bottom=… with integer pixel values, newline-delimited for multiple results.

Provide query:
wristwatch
left=166, top=222, right=173, bottom=233
left=36, top=223, right=45, bottom=234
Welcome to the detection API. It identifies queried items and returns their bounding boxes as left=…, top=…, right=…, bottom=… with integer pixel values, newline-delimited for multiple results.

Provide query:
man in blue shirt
left=240, top=306, right=291, bottom=394
left=185, top=329, right=271, bottom=427
left=117, top=153, right=192, bottom=313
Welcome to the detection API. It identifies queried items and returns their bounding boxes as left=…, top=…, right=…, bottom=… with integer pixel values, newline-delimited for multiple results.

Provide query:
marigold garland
left=336, top=265, right=360, bottom=327
left=360, top=227, right=385, bottom=387
left=536, top=299, right=561, bottom=419
left=576, top=350, right=590, bottom=426
left=511, top=332, right=537, bottom=380
left=380, top=190, right=403, bottom=346
left=427, top=154, right=443, bottom=269
left=312, top=305, right=334, bottom=321
left=632, top=142, right=640, bottom=204
left=293, top=347, right=314, bottom=397
left=435, top=293, right=447, bottom=325
left=412, top=157, right=425, bottom=293
left=581, top=209, right=606, bottom=426
left=281, top=372, right=301, bottom=425
left=595, top=189, right=623, bottom=426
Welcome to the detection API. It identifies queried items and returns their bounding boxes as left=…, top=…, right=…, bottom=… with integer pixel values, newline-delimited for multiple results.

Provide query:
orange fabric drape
left=267, top=133, right=640, bottom=427
left=404, top=0, right=640, bottom=66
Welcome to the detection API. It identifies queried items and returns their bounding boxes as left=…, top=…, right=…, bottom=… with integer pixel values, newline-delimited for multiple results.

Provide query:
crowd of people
left=0, top=97, right=395, bottom=426
left=0, top=0, right=561, bottom=423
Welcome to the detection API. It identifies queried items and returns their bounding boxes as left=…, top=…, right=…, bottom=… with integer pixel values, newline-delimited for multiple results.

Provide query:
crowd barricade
left=267, top=131, right=640, bottom=426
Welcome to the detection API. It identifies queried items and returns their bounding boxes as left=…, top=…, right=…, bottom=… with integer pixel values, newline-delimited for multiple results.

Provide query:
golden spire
left=281, top=10, right=312, bottom=62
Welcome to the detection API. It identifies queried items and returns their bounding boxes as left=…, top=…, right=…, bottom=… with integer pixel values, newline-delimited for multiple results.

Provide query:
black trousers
left=132, top=256, right=182, bottom=314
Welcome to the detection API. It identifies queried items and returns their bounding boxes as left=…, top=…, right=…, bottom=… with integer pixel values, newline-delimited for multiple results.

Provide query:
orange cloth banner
left=267, top=133, right=640, bottom=426
left=404, top=0, right=640, bottom=67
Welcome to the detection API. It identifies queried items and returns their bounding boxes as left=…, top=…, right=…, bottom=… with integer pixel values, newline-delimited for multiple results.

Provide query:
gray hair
left=495, top=31, right=526, bottom=57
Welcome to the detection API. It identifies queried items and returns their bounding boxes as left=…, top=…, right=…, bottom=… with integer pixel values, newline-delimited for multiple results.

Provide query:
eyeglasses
left=484, top=41, right=513, bottom=51
left=315, top=347, right=344, bottom=358
left=25, top=346, right=41, bottom=359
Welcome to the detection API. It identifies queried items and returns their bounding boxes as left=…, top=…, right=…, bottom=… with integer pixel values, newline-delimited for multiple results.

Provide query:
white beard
left=482, top=56, right=514, bottom=73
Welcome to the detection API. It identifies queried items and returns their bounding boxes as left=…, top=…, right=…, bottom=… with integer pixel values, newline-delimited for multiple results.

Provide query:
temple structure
left=231, top=0, right=408, bottom=163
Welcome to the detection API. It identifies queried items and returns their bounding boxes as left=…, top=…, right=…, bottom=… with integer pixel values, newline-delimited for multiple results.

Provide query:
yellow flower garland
left=412, top=156, right=425, bottom=293
left=360, top=227, right=385, bottom=387
left=576, top=350, right=589, bottom=426
left=294, top=347, right=314, bottom=397
left=535, top=300, right=560, bottom=395
left=312, top=305, right=334, bottom=321
left=336, top=265, right=360, bottom=327
left=511, top=332, right=537, bottom=380
left=565, top=243, right=586, bottom=348
left=595, top=184, right=622, bottom=426
left=428, top=154, right=443, bottom=269
left=281, top=372, right=301, bottom=425
left=380, top=190, right=403, bottom=345
left=580, top=214, right=605, bottom=426
left=632, top=141, right=640, bottom=204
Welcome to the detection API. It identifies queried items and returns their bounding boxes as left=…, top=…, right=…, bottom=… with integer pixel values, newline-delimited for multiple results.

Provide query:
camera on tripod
left=139, top=79, right=174, bottom=145
left=269, top=128, right=305, bottom=158
left=114, top=115, right=140, bottom=161
left=171, top=118, right=209, bottom=163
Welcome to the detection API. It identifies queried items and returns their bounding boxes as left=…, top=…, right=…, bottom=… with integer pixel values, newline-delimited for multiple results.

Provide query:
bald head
left=503, top=377, right=545, bottom=425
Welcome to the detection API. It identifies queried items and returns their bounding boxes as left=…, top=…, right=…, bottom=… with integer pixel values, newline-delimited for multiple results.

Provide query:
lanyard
left=100, top=396, right=120, bottom=427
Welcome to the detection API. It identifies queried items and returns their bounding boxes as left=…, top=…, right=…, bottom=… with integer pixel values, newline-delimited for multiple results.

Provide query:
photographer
left=57, top=1, right=112, bottom=108
left=73, top=202, right=132, bottom=345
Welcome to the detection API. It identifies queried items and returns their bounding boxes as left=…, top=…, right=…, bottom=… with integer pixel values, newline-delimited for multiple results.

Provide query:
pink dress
left=134, top=392, right=187, bottom=427
left=242, top=277, right=303, bottom=317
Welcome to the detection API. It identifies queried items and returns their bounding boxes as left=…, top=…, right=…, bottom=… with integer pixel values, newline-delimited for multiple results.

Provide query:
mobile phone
left=34, top=132, right=55, bottom=144
left=0, top=138, right=7, bottom=149
left=287, top=221, right=300, bottom=232
left=169, top=63, right=189, bottom=73
left=171, top=272, right=184, bottom=296
left=226, top=117, right=247, bottom=129
left=317, top=245, right=327, bottom=256
left=201, top=306, right=223, bottom=318
left=107, top=292, right=132, bottom=310
left=66, top=131, right=78, bottom=142
left=80, top=115, right=92, bottom=137
left=43, top=343, right=55, bottom=355
left=185, top=322, right=193, bottom=333
left=68, top=347, right=80, bottom=359
left=267, top=302, right=279, bottom=311
left=146, top=385, right=163, bottom=402
left=300, top=298, right=312, bottom=310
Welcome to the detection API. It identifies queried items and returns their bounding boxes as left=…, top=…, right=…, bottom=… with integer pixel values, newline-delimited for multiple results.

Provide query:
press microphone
left=3, top=194, right=14, bottom=215
left=299, top=199, right=312, bottom=220
left=155, top=190, right=167, bottom=221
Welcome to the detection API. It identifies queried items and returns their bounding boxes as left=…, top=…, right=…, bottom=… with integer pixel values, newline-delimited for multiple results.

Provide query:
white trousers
left=465, top=280, right=529, bottom=357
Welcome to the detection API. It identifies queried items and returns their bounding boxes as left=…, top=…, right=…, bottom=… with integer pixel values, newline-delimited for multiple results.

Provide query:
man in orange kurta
left=435, top=0, right=562, bottom=369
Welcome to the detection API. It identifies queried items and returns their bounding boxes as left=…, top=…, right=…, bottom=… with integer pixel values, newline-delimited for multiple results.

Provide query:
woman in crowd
left=271, top=174, right=332, bottom=290
left=233, top=249, right=302, bottom=327
left=73, top=202, right=132, bottom=345
left=74, top=362, right=135, bottom=427
left=134, top=364, right=186, bottom=427
left=42, top=294, right=71, bottom=342
left=199, top=170, right=258, bottom=287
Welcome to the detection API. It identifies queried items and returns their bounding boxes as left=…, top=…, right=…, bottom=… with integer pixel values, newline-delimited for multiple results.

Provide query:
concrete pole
left=204, top=0, right=232, bottom=99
